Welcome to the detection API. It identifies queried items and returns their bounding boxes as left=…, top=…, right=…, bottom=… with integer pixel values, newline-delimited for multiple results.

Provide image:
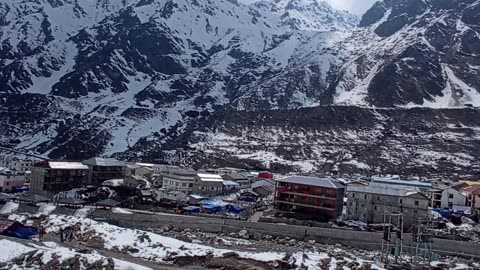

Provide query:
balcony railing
left=275, top=199, right=336, bottom=211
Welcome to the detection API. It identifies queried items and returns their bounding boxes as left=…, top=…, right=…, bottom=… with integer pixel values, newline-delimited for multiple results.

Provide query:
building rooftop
left=34, top=161, right=89, bottom=170
left=347, top=184, right=424, bottom=198
left=83, top=158, right=125, bottom=167
left=196, top=173, right=223, bottom=182
left=223, top=180, right=240, bottom=187
left=370, top=177, right=432, bottom=189
left=277, top=176, right=345, bottom=189
left=222, top=173, right=248, bottom=181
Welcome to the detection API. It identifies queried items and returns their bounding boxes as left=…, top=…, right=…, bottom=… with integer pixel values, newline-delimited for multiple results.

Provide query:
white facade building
left=441, top=187, right=467, bottom=209
left=0, top=156, right=34, bottom=173
left=162, top=169, right=197, bottom=193
left=0, top=167, right=26, bottom=192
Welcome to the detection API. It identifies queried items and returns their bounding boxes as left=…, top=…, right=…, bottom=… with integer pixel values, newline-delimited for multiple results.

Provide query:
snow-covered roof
left=47, top=162, right=89, bottom=170
left=277, top=176, right=344, bottom=189
left=83, top=158, right=124, bottom=167
left=196, top=173, right=223, bottom=182
left=347, top=185, right=425, bottom=198
left=370, top=177, right=432, bottom=188
left=102, top=179, right=124, bottom=187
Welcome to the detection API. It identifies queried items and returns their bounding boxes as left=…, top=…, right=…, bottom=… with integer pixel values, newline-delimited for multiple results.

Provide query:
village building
left=82, top=158, right=125, bottom=186
left=153, top=188, right=188, bottom=202
left=30, top=161, right=89, bottom=197
left=441, top=187, right=467, bottom=209
left=368, top=177, right=433, bottom=191
left=222, top=173, right=250, bottom=189
left=252, top=178, right=275, bottom=197
left=346, top=184, right=429, bottom=228
left=192, top=173, right=224, bottom=196
left=274, top=176, right=345, bottom=221
left=125, top=163, right=153, bottom=178
left=0, top=156, right=35, bottom=173
left=162, top=169, right=197, bottom=193
left=0, top=167, right=26, bottom=193
left=463, top=186, right=480, bottom=209
left=124, top=175, right=151, bottom=189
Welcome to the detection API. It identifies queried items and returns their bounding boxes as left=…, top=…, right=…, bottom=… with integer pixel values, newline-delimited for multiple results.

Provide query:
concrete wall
left=92, top=210, right=480, bottom=258
left=11, top=205, right=480, bottom=259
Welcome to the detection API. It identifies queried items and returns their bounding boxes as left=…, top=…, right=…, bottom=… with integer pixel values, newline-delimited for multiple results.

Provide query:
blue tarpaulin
left=227, top=205, right=245, bottom=214
left=433, top=208, right=452, bottom=219
left=202, top=205, right=224, bottom=213
left=6, top=227, right=39, bottom=240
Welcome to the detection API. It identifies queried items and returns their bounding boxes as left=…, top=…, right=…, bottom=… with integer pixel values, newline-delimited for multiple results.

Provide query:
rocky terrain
left=0, top=0, right=479, bottom=176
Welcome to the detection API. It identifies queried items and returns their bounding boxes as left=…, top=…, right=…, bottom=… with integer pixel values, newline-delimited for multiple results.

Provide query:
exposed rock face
left=0, top=0, right=479, bottom=176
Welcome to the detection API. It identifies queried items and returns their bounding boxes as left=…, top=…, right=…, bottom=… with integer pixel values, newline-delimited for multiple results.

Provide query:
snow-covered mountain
left=0, top=0, right=479, bottom=176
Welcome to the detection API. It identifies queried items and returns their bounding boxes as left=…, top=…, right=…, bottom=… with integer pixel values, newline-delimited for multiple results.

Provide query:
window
left=377, top=196, right=381, bottom=201
left=361, top=203, right=365, bottom=208
left=374, top=205, right=377, bottom=210
left=415, top=200, right=419, bottom=206
left=351, top=193, right=355, bottom=198
left=364, top=195, right=367, bottom=199
left=362, top=213, right=366, bottom=218
left=399, top=199, right=403, bottom=204
left=449, top=194, right=454, bottom=199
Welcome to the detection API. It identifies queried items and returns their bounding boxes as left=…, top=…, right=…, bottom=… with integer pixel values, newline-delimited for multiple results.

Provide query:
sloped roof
left=18, top=194, right=50, bottom=203
left=223, top=180, right=240, bottom=186
left=34, top=161, right=89, bottom=170
left=222, top=173, right=248, bottom=181
left=277, top=176, right=344, bottom=189
left=0, top=193, right=14, bottom=201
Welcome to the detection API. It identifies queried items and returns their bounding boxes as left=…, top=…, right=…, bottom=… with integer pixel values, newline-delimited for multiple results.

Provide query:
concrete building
left=30, top=161, right=89, bottom=197
left=274, top=176, right=345, bottom=221
left=124, top=175, right=151, bottom=189
left=83, top=158, right=125, bottom=186
left=222, top=173, right=250, bottom=189
left=192, top=173, right=224, bottom=196
left=0, top=167, right=26, bottom=193
left=162, top=169, right=197, bottom=193
left=0, top=156, right=34, bottom=173
left=441, top=187, right=467, bottom=209
left=463, top=186, right=480, bottom=209
left=346, top=184, right=429, bottom=228
left=125, top=163, right=153, bottom=178
left=153, top=188, right=188, bottom=202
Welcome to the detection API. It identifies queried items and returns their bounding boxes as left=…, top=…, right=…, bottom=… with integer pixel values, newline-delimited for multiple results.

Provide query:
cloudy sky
left=324, top=0, right=378, bottom=15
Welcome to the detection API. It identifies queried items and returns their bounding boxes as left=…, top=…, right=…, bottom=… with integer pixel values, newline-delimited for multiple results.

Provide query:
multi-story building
left=0, top=167, right=26, bottom=193
left=30, top=161, right=89, bottom=197
left=162, top=169, right=197, bottom=193
left=222, top=173, right=251, bottom=189
left=441, top=187, right=467, bottom=209
left=346, top=184, right=429, bottom=228
left=192, top=173, right=225, bottom=196
left=82, top=158, right=125, bottom=186
left=0, top=156, right=35, bottom=173
left=274, top=176, right=345, bottom=221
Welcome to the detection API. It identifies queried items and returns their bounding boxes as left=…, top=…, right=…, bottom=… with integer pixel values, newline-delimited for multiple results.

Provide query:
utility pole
left=381, top=211, right=404, bottom=266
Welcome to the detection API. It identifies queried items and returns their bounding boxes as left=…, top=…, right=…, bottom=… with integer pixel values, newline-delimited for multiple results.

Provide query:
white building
left=162, top=169, right=197, bottom=193
left=153, top=188, right=188, bottom=202
left=441, top=187, right=467, bottom=209
left=0, top=156, right=35, bottom=173
left=0, top=167, right=26, bottom=192
left=192, top=173, right=224, bottom=196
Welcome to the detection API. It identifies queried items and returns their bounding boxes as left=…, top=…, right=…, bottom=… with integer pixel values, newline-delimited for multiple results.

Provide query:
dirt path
left=42, top=234, right=206, bottom=270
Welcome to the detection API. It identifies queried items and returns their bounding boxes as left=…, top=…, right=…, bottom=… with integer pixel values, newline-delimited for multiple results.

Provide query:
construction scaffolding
left=411, top=218, right=438, bottom=265
left=381, top=211, right=404, bottom=264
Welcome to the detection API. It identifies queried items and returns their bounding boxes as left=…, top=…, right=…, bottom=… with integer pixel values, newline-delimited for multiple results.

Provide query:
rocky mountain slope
left=0, top=0, right=479, bottom=176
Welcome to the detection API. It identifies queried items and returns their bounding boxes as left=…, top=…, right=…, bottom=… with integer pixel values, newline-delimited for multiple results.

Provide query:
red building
left=274, top=176, right=345, bottom=221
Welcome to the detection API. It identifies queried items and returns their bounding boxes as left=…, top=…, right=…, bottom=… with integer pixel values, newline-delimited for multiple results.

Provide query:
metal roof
left=18, top=194, right=50, bottom=203
left=347, top=185, right=423, bottom=198
left=222, top=173, right=248, bottom=181
left=370, top=177, right=432, bottom=188
left=83, top=158, right=125, bottom=167
left=223, top=180, right=240, bottom=186
left=43, top=162, right=89, bottom=170
left=56, top=197, right=86, bottom=205
left=276, top=176, right=345, bottom=189
left=196, top=173, right=223, bottom=182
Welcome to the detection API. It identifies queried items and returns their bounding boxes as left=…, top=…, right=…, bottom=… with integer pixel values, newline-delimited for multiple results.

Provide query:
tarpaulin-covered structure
left=227, top=205, right=245, bottom=214
left=0, top=219, right=38, bottom=240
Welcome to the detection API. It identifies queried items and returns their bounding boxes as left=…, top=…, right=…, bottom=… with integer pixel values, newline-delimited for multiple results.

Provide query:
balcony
left=275, top=199, right=336, bottom=211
